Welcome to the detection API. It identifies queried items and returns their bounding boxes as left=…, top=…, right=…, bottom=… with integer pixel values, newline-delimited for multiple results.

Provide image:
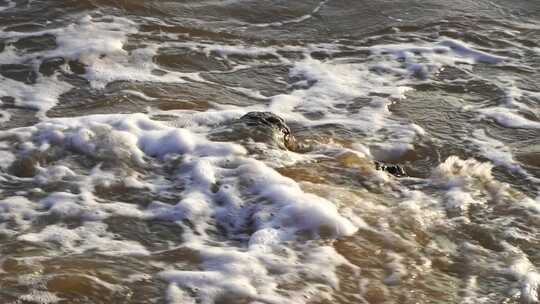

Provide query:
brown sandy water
left=1, top=0, right=540, bottom=303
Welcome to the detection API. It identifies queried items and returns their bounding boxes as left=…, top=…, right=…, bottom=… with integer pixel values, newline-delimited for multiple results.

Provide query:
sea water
left=0, top=0, right=539, bottom=303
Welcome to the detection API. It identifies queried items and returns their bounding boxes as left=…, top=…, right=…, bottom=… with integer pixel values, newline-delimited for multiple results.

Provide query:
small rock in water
left=237, top=111, right=298, bottom=151
left=374, top=161, right=407, bottom=177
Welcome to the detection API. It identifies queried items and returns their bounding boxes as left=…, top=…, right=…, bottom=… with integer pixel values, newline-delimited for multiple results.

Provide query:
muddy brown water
left=1, top=0, right=540, bottom=303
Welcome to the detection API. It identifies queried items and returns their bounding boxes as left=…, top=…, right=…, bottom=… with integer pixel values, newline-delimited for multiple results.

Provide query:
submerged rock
left=218, top=111, right=298, bottom=151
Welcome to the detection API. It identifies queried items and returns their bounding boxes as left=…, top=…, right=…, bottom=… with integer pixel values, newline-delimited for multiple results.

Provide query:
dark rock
left=374, top=161, right=407, bottom=177
left=238, top=111, right=298, bottom=151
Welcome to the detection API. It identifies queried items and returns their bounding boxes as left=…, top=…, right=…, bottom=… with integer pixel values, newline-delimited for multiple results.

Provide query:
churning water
left=0, top=0, right=540, bottom=303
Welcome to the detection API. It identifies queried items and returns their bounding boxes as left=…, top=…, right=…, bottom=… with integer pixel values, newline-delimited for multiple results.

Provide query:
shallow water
left=0, top=0, right=540, bottom=303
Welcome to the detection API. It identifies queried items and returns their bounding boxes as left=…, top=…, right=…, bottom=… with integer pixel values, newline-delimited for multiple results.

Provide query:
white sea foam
left=164, top=38, right=512, bottom=156
left=160, top=244, right=355, bottom=304
left=431, top=156, right=494, bottom=189
left=18, top=290, right=62, bottom=304
left=499, top=243, right=540, bottom=303
left=0, top=15, right=203, bottom=116
left=0, top=74, right=73, bottom=117
left=0, top=11, right=535, bottom=302
left=34, top=165, right=76, bottom=185
left=431, top=156, right=504, bottom=217
left=469, top=129, right=521, bottom=172
left=436, top=39, right=506, bottom=64
left=19, top=222, right=150, bottom=256
left=477, top=107, right=540, bottom=129
left=444, top=188, right=479, bottom=214
left=467, top=128, right=540, bottom=189
left=0, top=148, right=15, bottom=169
left=0, top=196, right=40, bottom=235
left=2, top=112, right=360, bottom=303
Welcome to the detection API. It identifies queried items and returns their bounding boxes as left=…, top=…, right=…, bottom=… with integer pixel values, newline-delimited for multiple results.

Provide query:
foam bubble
left=43, top=15, right=201, bottom=88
